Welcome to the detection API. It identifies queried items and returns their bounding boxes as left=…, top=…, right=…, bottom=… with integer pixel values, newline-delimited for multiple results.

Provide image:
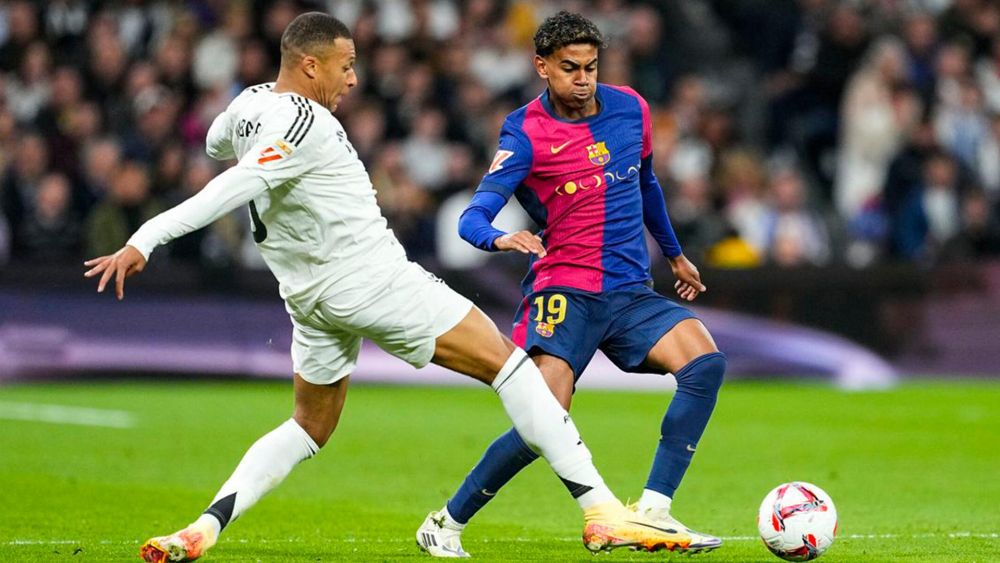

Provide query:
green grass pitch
left=1, top=379, right=998, bottom=562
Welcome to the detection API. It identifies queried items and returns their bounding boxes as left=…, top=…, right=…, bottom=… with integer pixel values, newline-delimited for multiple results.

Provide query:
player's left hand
left=668, top=254, right=706, bottom=302
left=83, top=245, right=147, bottom=301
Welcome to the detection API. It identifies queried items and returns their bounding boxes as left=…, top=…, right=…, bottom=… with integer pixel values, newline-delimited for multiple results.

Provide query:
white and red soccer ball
left=757, top=481, right=838, bottom=561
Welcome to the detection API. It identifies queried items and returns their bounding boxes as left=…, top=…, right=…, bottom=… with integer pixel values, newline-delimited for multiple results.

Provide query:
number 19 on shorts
left=533, top=294, right=567, bottom=325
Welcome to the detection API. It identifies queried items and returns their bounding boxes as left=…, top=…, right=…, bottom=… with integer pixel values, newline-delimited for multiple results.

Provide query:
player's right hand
left=494, top=230, right=547, bottom=258
left=83, top=245, right=147, bottom=301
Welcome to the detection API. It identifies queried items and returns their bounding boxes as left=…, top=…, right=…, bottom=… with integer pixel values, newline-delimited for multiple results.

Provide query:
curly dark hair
left=533, top=11, right=605, bottom=57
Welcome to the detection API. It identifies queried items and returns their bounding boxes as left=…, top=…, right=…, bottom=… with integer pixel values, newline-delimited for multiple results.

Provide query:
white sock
left=440, top=506, right=466, bottom=531
left=202, top=418, right=319, bottom=533
left=637, top=489, right=672, bottom=513
left=491, top=348, right=615, bottom=510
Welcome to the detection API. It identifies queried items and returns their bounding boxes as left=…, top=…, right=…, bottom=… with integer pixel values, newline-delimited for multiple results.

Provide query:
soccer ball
left=757, top=481, right=837, bottom=561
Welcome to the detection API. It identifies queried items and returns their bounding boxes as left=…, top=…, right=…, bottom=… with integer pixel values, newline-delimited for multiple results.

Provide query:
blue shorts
left=511, top=284, right=697, bottom=379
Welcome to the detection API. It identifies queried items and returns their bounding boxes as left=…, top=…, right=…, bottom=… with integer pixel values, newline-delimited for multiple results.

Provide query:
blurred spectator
left=15, top=172, right=80, bottom=262
left=798, top=2, right=872, bottom=190
left=79, top=137, right=122, bottom=201
left=0, top=1, right=39, bottom=73
left=401, top=107, right=451, bottom=192
left=625, top=5, right=671, bottom=104
left=44, top=0, right=89, bottom=60
left=84, top=160, right=164, bottom=257
left=836, top=38, right=920, bottom=221
left=343, top=100, right=387, bottom=166
left=762, top=165, right=831, bottom=267
left=665, top=151, right=725, bottom=264
left=371, top=144, right=435, bottom=259
left=191, top=5, right=249, bottom=91
left=123, top=86, right=181, bottom=163
left=891, top=150, right=962, bottom=260
left=934, top=76, right=989, bottom=170
left=717, top=148, right=769, bottom=254
left=902, top=11, right=940, bottom=108
left=468, top=25, right=533, bottom=97
left=977, top=112, right=1000, bottom=200
left=0, top=132, right=49, bottom=245
left=942, top=189, right=1000, bottom=259
left=977, top=34, right=1000, bottom=113
left=884, top=116, right=940, bottom=220
left=5, top=41, right=51, bottom=123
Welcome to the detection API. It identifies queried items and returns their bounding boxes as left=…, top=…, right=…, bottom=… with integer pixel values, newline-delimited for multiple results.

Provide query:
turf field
left=1, top=379, right=998, bottom=562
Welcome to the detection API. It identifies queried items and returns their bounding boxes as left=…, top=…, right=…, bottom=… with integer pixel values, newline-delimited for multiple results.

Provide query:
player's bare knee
left=294, top=414, right=337, bottom=448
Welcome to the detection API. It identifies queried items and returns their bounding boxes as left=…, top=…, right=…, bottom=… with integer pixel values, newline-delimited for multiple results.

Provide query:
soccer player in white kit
left=84, top=13, right=684, bottom=562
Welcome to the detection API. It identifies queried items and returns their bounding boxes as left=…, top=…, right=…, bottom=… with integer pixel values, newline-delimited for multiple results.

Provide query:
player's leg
left=431, top=306, right=614, bottom=508
left=638, top=318, right=724, bottom=511
left=440, top=355, right=574, bottom=524
left=601, top=288, right=725, bottom=552
left=418, top=355, right=573, bottom=557
left=140, top=317, right=358, bottom=563
left=435, top=289, right=589, bottom=531
left=369, top=265, right=692, bottom=553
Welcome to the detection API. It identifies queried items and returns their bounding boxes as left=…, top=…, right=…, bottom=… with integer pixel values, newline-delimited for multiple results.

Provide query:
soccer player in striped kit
left=417, top=11, right=725, bottom=558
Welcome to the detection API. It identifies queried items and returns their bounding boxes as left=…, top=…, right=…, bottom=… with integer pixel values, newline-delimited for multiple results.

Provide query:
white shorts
left=288, top=261, right=473, bottom=385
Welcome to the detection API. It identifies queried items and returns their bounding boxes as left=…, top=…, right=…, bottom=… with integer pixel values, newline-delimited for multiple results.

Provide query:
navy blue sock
left=645, top=352, right=726, bottom=498
left=446, top=428, right=539, bottom=524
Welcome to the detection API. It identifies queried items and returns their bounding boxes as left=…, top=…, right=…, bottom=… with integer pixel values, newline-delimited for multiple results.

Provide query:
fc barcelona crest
left=587, top=142, right=611, bottom=166
left=535, top=321, right=555, bottom=338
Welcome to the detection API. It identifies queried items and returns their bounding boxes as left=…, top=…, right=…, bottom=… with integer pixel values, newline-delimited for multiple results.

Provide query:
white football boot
left=416, top=509, right=470, bottom=558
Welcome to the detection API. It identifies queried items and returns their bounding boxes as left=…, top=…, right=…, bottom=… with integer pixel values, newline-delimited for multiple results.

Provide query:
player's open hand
left=494, top=230, right=547, bottom=258
left=83, top=245, right=147, bottom=301
left=668, top=254, right=706, bottom=301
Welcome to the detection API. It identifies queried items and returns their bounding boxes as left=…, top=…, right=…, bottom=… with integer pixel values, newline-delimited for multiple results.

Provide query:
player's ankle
left=189, top=515, right=221, bottom=549
left=636, top=489, right=672, bottom=514
left=439, top=507, right=466, bottom=531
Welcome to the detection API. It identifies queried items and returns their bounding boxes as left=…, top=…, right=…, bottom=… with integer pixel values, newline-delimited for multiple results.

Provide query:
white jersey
left=207, top=83, right=408, bottom=315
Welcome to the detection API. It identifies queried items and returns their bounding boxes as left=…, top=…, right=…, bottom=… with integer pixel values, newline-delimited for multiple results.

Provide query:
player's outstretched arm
left=83, top=245, right=147, bottom=300
left=82, top=166, right=269, bottom=300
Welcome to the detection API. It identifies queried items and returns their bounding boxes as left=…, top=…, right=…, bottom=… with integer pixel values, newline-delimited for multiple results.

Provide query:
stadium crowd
left=1, top=0, right=999, bottom=273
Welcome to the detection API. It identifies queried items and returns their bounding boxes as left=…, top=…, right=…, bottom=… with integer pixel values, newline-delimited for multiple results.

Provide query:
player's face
left=536, top=43, right=598, bottom=111
left=314, top=37, right=358, bottom=112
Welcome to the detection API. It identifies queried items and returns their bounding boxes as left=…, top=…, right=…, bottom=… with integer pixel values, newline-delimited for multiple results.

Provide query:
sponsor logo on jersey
left=275, top=139, right=294, bottom=155
left=489, top=149, right=514, bottom=174
left=586, top=141, right=611, bottom=165
left=555, top=174, right=602, bottom=195
left=535, top=321, right=555, bottom=338
left=555, top=161, right=641, bottom=196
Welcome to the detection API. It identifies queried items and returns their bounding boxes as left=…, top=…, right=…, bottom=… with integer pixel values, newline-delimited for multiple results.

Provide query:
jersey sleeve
left=477, top=119, right=533, bottom=197
left=205, top=110, right=236, bottom=161
left=635, top=89, right=653, bottom=159
left=458, top=191, right=511, bottom=251
left=235, top=97, right=320, bottom=189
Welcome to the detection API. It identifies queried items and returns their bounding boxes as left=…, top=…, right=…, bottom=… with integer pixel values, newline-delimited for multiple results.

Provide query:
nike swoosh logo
left=550, top=141, right=571, bottom=154
left=625, top=520, right=680, bottom=535
left=480, top=488, right=496, bottom=497
left=686, top=444, right=696, bottom=452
